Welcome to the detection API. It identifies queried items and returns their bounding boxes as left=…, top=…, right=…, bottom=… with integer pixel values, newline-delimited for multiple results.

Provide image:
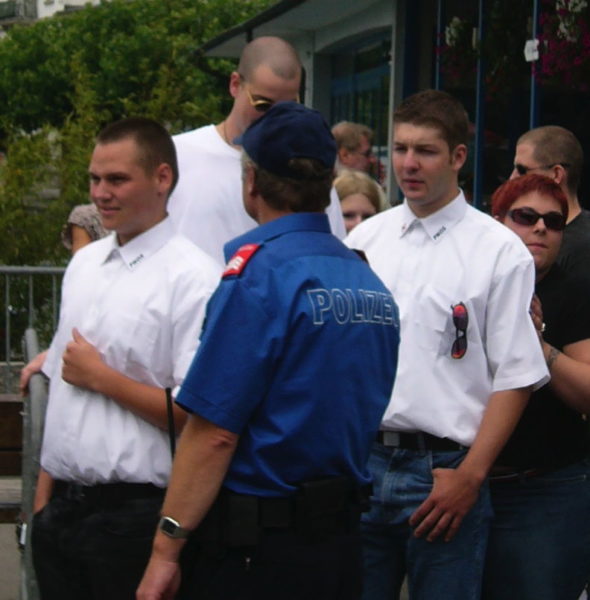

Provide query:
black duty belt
left=376, top=430, right=467, bottom=452
left=195, top=478, right=370, bottom=549
left=53, top=480, right=165, bottom=506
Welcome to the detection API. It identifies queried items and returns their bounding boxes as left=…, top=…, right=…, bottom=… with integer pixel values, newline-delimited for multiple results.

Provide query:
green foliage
left=0, top=0, right=272, bottom=264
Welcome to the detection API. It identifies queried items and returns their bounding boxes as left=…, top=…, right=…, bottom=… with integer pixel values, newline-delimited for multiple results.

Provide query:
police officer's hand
left=61, top=328, right=104, bottom=391
left=408, top=467, right=480, bottom=542
left=136, top=556, right=181, bottom=600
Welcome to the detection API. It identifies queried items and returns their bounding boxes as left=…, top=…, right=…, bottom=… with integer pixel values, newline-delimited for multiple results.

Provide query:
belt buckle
left=382, top=431, right=401, bottom=447
left=63, top=482, right=86, bottom=501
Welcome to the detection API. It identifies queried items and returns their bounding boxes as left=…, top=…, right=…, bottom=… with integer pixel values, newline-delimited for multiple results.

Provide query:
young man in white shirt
left=346, top=90, right=549, bottom=600
left=169, top=35, right=345, bottom=265
left=30, top=117, right=220, bottom=600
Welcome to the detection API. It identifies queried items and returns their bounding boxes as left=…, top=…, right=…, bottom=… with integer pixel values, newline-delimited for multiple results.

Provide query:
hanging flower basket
left=537, top=0, right=590, bottom=90
left=437, top=16, right=478, bottom=88
left=438, top=5, right=531, bottom=101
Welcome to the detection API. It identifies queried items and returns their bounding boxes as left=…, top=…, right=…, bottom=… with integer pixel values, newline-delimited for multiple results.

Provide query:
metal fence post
left=20, top=328, right=46, bottom=600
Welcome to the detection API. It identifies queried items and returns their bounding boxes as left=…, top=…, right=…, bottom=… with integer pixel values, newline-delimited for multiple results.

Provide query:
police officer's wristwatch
left=158, top=516, right=190, bottom=539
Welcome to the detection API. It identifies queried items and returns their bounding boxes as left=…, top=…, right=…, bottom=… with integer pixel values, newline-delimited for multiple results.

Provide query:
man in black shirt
left=510, top=125, right=590, bottom=280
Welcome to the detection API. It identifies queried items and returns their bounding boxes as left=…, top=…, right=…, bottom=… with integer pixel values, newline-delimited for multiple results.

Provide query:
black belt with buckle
left=53, top=480, right=165, bottom=506
left=376, top=430, right=467, bottom=452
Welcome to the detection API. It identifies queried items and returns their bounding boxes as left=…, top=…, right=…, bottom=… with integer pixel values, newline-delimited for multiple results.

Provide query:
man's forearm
left=410, top=387, right=531, bottom=541
left=61, top=328, right=187, bottom=431
left=542, top=339, right=590, bottom=414
left=90, top=364, right=187, bottom=432
left=458, top=387, right=531, bottom=478
left=151, top=413, right=239, bottom=562
left=34, top=468, right=55, bottom=514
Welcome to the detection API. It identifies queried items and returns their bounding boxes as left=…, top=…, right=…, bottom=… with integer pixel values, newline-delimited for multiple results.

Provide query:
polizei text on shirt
left=307, top=288, right=397, bottom=325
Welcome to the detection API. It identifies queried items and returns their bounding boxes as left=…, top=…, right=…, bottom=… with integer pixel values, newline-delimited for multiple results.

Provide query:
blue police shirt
left=177, top=213, right=399, bottom=497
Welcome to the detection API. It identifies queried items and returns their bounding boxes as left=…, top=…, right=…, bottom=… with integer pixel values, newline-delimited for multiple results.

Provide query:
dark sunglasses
left=451, top=302, right=468, bottom=359
left=508, top=207, right=566, bottom=231
left=514, top=162, right=570, bottom=176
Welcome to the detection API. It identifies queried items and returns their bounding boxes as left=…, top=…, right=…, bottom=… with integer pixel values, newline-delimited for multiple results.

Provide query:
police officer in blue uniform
left=137, top=102, right=400, bottom=600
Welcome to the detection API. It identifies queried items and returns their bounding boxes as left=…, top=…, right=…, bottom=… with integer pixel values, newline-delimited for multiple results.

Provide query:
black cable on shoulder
left=165, top=387, right=176, bottom=457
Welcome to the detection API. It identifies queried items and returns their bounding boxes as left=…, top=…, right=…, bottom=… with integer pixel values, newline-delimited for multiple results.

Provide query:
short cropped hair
left=518, top=126, right=583, bottom=195
left=334, top=169, right=385, bottom=212
left=242, top=152, right=333, bottom=213
left=332, top=122, right=373, bottom=152
left=238, top=36, right=301, bottom=82
left=96, top=117, right=178, bottom=194
left=393, top=89, right=469, bottom=152
left=491, top=173, right=568, bottom=221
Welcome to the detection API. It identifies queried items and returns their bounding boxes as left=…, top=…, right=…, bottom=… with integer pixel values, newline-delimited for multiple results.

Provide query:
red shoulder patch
left=223, top=244, right=261, bottom=278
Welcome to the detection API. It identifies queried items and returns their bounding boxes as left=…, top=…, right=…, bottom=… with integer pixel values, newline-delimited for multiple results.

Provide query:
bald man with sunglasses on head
left=168, top=36, right=345, bottom=265
left=511, top=126, right=590, bottom=282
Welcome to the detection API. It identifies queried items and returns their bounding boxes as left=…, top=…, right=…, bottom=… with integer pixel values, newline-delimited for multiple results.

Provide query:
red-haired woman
left=484, top=173, right=590, bottom=599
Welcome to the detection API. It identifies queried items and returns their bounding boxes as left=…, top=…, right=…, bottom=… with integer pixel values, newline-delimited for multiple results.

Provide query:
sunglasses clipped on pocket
left=451, top=302, right=468, bottom=359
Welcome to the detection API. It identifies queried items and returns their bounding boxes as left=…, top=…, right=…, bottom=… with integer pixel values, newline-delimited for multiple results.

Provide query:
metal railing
left=1, top=266, right=65, bottom=393
left=20, top=328, right=46, bottom=600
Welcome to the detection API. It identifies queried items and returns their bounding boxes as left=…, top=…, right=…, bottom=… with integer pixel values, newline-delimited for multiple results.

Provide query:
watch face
left=160, top=517, right=179, bottom=536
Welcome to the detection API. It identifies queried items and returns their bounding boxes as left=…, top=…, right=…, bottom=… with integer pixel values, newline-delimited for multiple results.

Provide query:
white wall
left=36, top=0, right=100, bottom=20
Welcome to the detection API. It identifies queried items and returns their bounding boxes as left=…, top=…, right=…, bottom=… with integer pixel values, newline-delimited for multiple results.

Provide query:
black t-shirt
left=497, top=264, right=590, bottom=469
left=556, top=208, right=590, bottom=281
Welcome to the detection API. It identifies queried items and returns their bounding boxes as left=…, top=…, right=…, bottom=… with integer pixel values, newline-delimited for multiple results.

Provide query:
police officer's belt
left=194, top=477, right=370, bottom=548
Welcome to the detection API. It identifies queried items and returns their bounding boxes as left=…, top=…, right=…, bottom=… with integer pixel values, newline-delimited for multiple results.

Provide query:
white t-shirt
left=346, top=192, right=549, bottom=446
left=41, top=218, right=220, bottom=487
left=169, top=124, right=346, bottom=265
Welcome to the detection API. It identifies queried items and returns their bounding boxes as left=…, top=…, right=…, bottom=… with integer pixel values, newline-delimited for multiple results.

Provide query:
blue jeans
left=361, top=443, right=492, bottom=600
left=483, top=457, right=590, bottom=600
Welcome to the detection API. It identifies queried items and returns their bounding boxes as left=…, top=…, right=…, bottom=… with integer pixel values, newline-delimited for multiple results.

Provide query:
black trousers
left=31, top=489, right=163, bottom=600
left=177, top=527, right=364, bottom=600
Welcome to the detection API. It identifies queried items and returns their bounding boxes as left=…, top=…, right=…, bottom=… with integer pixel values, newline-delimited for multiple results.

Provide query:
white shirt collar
left=399, top=191, right=468, bottom=243
left=101, top=217, right=174, bottom=270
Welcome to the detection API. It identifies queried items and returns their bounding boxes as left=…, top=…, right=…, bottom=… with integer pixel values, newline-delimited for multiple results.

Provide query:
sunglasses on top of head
left=508, top=207, right=566, bottom=231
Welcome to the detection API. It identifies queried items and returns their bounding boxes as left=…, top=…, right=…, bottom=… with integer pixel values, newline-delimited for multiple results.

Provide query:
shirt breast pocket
left=410, top=284, right=462, bottom=358
left=101, top=312, right=161, bottom=379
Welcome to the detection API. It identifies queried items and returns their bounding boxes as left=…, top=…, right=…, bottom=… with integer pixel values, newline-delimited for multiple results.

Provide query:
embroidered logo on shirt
left=433, top=226, right=447, bottom=240
left=128, top=254, right=145, bottom=268
left=223, top=244, right=261, bottom=277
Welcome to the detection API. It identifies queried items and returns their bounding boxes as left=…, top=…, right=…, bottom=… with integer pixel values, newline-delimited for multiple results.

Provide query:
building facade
left=201, top=0, right=590, bottom=208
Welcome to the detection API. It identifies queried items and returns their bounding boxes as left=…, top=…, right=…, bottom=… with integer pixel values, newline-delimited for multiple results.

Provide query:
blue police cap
left=235, top=101, right=336, bottom=179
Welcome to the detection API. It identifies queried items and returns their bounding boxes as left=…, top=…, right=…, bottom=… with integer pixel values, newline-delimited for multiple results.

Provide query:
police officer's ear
left=242, top=163, right=262, bottom=219
left=243, top=163, right=258, bottom=197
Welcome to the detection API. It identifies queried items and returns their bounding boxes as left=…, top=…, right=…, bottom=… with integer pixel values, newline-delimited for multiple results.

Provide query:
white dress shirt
left=169, top=124, right=346, bottom=265
left=346, top=192, right=549, bottom=446
left=41, top=218, right=220, bottom=486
